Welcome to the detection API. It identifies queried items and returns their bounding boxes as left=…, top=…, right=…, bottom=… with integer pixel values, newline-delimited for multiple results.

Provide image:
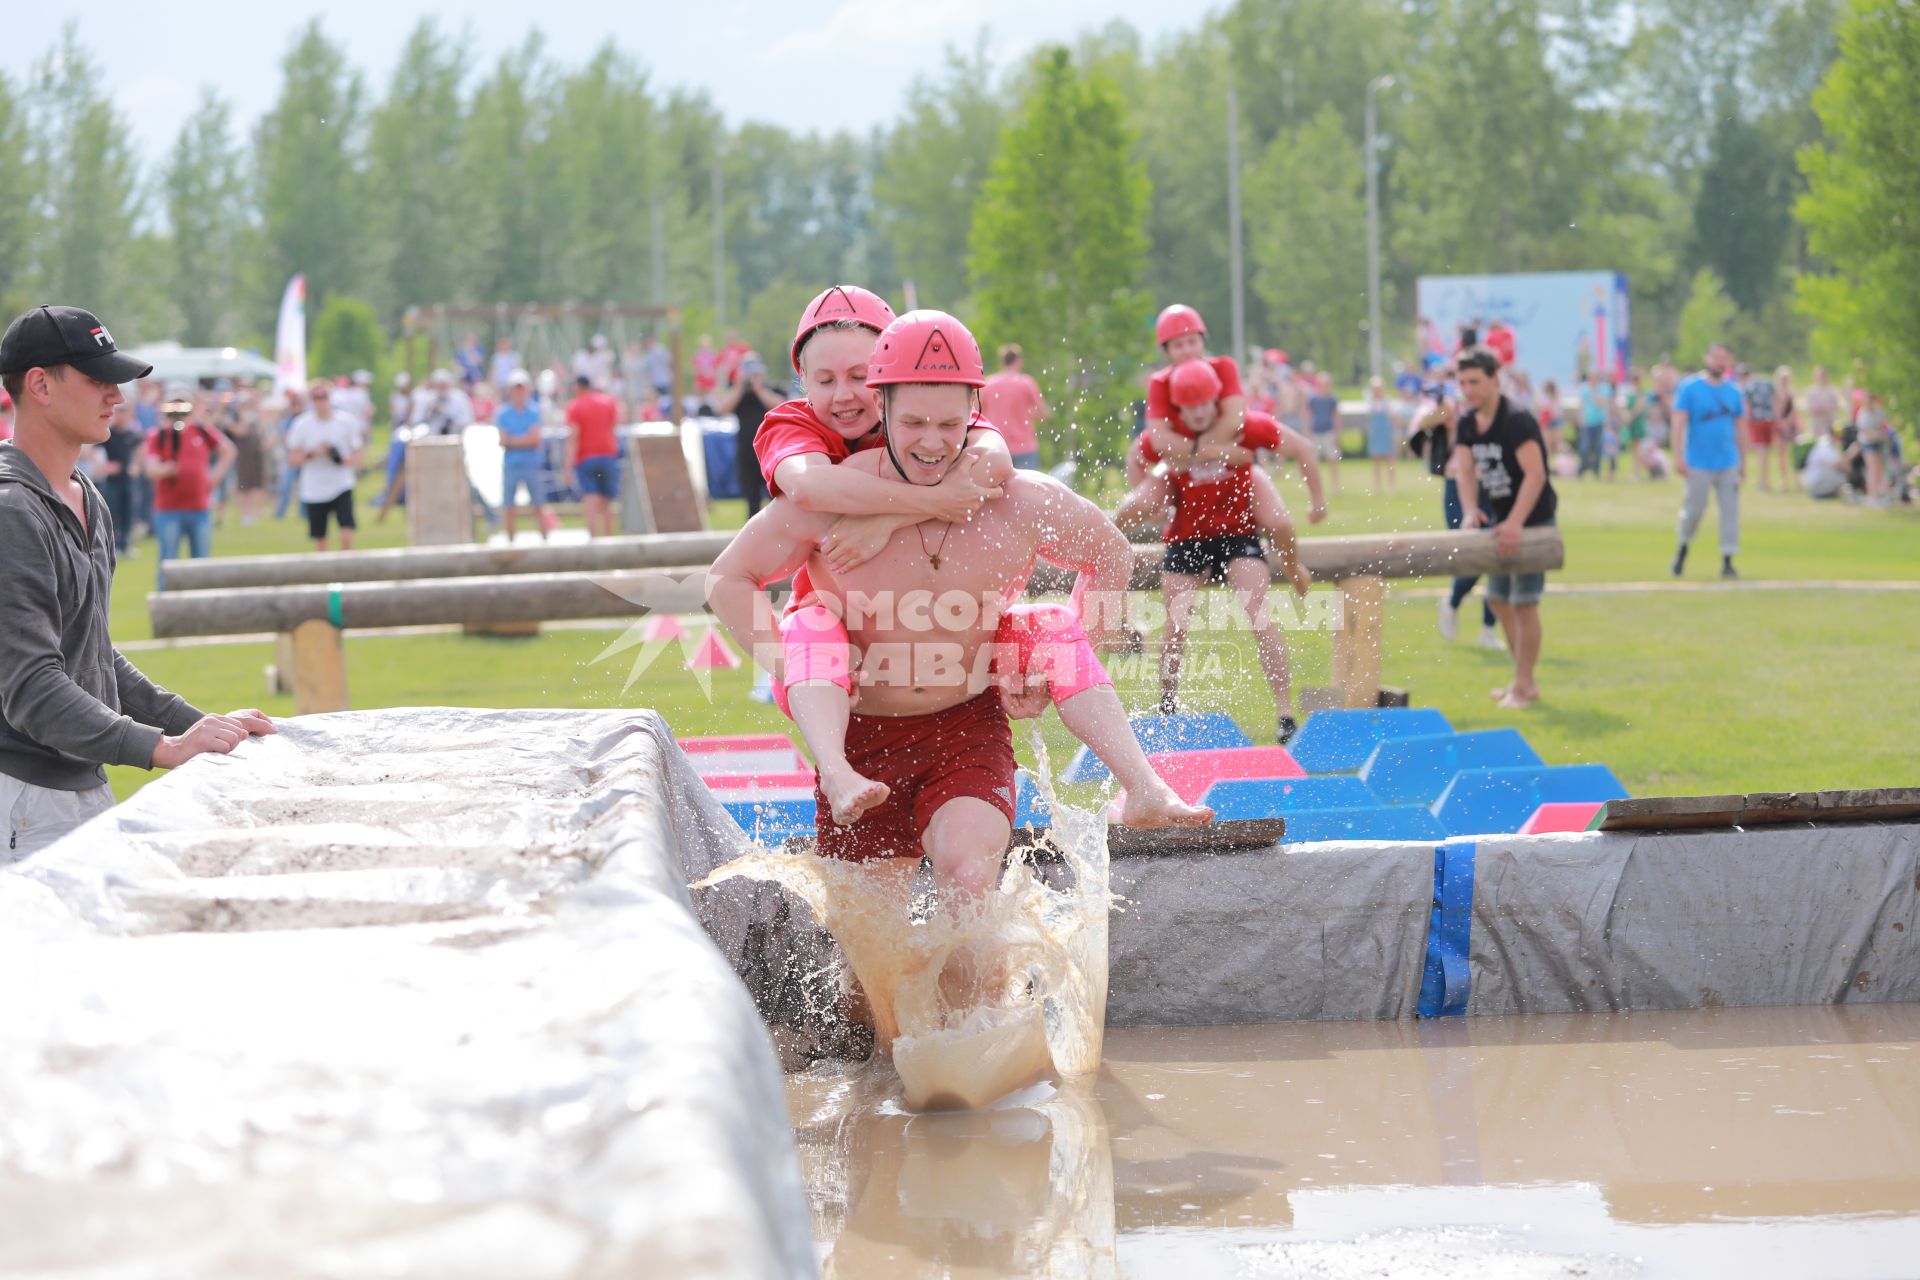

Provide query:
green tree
left=459, top=37, right=553, bottom=306
left=1246, top=106, right=1370, bottom=380
left=1676, top=268, right=1738, bottom=364
left=544, top=44, right=658, bottom=304
left=1796, top=0, right=1920, bottom=408
left=27, top=24, right=142, bottom=309
left=364, top=21, right=469, bottom=323
left=256, top=20, right=366, bottom=326
left=875, top=38, right=1008, bottom=309
left=309, top=294, right=387, bottom=380
left=1688, top=106, right=1795, bottom=314
left=969, top=47, right=1151, bottom=466
left=0, top=71, right=32, bottom=306
left=162, top=90, right=248, bottom=345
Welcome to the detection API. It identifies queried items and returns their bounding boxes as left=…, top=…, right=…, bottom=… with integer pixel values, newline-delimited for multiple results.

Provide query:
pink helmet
left=790, top=284, right=896, bottom=374
left=1155, top=304, right=1207, bottom=346
left=1169, top=360, right=1224, bottom=408
left=865, top=310, right=986, bottom=389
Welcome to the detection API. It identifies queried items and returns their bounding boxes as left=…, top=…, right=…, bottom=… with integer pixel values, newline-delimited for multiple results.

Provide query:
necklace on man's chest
left=916, top=520, right=952, bottom=570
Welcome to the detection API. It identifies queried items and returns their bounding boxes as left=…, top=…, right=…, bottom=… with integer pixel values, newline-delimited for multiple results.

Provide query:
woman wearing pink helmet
left=1116, top=303, right=1325, bottom=594
left=749, top=286, right=1013, bottom=825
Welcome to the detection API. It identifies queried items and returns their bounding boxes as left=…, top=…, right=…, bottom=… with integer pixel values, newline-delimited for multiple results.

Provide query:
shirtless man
left=709, top=311, right=1210, bottom=914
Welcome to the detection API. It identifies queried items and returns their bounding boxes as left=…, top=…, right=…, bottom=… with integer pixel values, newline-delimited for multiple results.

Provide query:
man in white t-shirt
left=286, top=378, right=365, bottom=551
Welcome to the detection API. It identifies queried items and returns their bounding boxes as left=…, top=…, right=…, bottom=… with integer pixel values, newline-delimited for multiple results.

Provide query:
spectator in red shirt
left=144, top=384, right=235, bottom=584
left=564, top=374, right=623, bottom=537
left=979, top=343, right=1049, bottom=469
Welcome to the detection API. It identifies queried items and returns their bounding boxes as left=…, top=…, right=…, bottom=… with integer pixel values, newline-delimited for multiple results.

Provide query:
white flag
left=274, top=274, right=307, bottom=398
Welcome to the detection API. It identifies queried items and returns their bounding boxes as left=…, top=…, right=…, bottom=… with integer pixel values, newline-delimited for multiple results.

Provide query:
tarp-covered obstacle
left=0, top=709, right=814, bottom=1280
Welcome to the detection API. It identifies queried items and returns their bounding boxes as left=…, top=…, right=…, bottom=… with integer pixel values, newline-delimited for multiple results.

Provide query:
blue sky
left=17, top=0, right=1197, bottom=165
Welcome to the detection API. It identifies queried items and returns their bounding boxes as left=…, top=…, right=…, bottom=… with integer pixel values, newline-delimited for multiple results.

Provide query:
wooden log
left=621, top=427, right=707, bottom=535
left=159, top=526, right=1560, bottom=594
left=157, top=531, right=736, bottom=591
left=1027, top=526, right=1565, bottom=594
left=1597, top=788, right=1920, bottom=832
left=1331, top=576, right=1386, bottom=710
left=150, top=568, right=712, bottom=638
left=290, top=619, right=350, bottom=715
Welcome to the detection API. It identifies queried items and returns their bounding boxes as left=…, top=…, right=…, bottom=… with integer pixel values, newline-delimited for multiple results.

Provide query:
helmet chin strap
left=879, top=389, right=977, bottom=485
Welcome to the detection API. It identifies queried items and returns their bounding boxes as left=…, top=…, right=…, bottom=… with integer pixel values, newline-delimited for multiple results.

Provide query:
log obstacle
left=156, top=531, right=736, bottom=591
left=149, top=528, right=1562, bottom=715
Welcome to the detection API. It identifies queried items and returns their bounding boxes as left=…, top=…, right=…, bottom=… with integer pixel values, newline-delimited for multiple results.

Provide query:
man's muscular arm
left=1027, top=476, right=1134, bottom=653
left=707, top=502, right=835, bottom=682
left=1272, top=424, right=1328, bottom=520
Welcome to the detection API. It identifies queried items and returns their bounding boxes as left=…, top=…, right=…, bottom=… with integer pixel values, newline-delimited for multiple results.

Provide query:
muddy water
left=787, top=1003, right=1920, bottom=1278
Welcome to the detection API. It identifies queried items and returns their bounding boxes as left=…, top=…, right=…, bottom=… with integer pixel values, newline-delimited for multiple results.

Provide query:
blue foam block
left=1288, top=708, right=1454, bottom=774
left=1432, top=764, right=1630, bottom=837
left=1201, top=775, right=1380, bottom=819
left=721, top=796, right=816, bottom=842
left=1280, top=806, right=1450, bottom=844
left=1014, top=769, right=1050, bottom=829
left=1062, top=712, right=1252, bottom=783
left=1359, top=729, right=1544, bottom=807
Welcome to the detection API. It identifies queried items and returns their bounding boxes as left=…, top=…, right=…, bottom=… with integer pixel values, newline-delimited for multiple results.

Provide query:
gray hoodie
left=0, top=440, right=202, bottom=790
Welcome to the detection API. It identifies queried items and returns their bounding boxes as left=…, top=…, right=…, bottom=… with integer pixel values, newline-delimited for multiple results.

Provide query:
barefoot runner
left=751, top=286, right=1012, bottom=825
left=710, top=310, right=1212, bottom=910
left=1133, top=360, right=1324, bottom=743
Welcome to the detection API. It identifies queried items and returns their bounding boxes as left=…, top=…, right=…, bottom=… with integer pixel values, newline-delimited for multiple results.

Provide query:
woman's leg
left=777, top=602, right=887, bottom=827
left=1249, top=470, right=1309, bottom=595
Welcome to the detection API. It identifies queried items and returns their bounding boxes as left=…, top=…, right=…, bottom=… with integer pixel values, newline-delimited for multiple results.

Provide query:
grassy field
left=106, top=457, right=1919, bottom=802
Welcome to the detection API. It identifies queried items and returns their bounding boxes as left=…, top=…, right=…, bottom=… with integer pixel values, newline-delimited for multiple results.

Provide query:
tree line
left=6, top=0, right=1913, bottom=460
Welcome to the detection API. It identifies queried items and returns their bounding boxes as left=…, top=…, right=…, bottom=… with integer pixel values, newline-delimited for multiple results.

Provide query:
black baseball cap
left=0, top=305, right=153, bottom=383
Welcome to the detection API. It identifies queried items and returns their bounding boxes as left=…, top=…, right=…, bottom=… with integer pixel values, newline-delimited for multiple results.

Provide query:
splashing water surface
left=698, top=727, right=1113, bottom=1109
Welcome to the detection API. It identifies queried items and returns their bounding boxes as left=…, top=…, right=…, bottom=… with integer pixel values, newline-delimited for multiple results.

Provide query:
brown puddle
left=787, top=1003, right=1920, bottom=1278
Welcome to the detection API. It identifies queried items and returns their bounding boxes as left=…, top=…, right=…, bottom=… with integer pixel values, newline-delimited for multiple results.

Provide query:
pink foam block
left=703, top=770, right=819, bottom=793
left=680, top=734, right=803, bottom=777
left=1518, top=801, right=1606, bottom=835
left=688, top=629, right=742, bottom=670
left=1144, top=746, right=1307, bottom=805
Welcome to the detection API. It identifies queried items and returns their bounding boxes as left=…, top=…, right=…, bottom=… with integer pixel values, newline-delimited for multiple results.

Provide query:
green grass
left=106, top=459, right=1919, bottom=802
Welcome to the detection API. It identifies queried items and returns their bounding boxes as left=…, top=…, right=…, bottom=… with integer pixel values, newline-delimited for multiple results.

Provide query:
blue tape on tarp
left=1417, top=839, right=1478, bottom=1017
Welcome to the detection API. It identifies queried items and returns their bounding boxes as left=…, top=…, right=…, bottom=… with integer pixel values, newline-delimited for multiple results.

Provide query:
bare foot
left=1497, top=686, right=1540, bottom=709
left=1120, top=783, right=1215, bottom=829
left=1489, top=684, right=1513, bottom=701
left=820, top=764, right=890, bottom=827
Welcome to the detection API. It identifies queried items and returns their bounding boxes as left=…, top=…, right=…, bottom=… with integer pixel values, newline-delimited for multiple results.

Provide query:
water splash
left=696, top=725, right=1113, bottom=1108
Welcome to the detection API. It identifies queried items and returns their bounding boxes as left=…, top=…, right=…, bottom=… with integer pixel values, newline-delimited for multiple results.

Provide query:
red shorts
left=1748, top=419, right=1776, bottom=446
left=815, top=690, right=1016, bottom=863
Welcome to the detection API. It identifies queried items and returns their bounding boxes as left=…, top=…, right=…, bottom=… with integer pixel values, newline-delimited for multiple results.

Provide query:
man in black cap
left=0, top=305, right=276, bottom=862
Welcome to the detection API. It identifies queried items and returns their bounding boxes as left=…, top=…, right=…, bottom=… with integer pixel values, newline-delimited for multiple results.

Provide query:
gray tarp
left=0, top=708, right=815, bottom=1280
left=1465, top=826, right=1920, bottom=1015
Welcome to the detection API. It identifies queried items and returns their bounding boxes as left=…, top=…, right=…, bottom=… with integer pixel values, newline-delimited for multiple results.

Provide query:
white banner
left=273, top=274, right=307, bottom=397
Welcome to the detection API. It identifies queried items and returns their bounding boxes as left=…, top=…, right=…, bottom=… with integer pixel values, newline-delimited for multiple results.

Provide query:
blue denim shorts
left=574, top=455, right=622, bottom=499
left=1486, top=571, right=1546, bottom=607
left=502, top=451, right=546, bottom=506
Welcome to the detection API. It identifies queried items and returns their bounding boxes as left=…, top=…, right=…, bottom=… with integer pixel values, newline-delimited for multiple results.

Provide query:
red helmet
left=790, top=284, right=896, bottom=374
left=1169, top=360, right=1224, bottom=408
left=866, top=310, right=986, bottom=389
left=1155, top=304, right=1207, bottom=346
